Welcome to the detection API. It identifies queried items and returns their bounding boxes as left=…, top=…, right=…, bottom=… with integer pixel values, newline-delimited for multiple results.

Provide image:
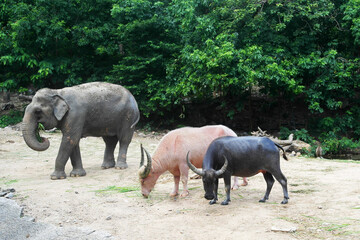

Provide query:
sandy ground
left=0, top=127, right=359, bottom=240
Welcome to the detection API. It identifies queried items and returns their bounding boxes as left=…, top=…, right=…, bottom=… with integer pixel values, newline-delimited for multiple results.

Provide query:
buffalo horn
left=140, top=144, right=145, bottom=167
left=186, top=151, right=204, bottom=176
left=139, top=144, right=152, bottom=179
left=215, top=156, right=228, bottom=176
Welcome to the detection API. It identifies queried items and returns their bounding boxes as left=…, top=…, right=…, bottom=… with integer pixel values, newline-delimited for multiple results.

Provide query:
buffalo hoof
left=70, top=168, right=86, bottom=177
left=281, top=198, right=289, bottom=204
left=50, top=171, right=67, bottom=180
left=180, top=191, right=189, bottom=197
left=169, top=192, right=179, bottom=198
left=259, top=198, right=267, bottom=203
left=221, top=200, right=230, bottom=205
left=115, top=162, right=128, bottom=170
left=209, top=199, right=217, bottom=205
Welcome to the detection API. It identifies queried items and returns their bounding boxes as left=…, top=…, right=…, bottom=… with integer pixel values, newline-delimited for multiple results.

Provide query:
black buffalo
left=187, top=136, right=289, bottom=205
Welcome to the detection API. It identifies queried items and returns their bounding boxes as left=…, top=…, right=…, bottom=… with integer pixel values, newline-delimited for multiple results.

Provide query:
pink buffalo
left=138, top=125, right=247, bottom=197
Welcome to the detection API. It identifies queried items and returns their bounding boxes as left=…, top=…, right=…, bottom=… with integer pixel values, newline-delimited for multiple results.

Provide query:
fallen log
left=251, top=127, right=310, bottom=153
left=18, top=94, right=33, bottom=101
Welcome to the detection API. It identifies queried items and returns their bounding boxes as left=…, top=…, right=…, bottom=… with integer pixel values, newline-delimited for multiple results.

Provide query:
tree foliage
left=1, top=0, right=360, bottom=138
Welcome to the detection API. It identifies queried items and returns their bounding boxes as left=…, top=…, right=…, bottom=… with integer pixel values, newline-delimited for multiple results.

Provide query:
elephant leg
left=69, top=144, right=86, bottom=177
left=102, top=136, right=117, bottom=169
left=51, top=135, right=78, bottom=180
left=115, top=131, right=134, bottom=169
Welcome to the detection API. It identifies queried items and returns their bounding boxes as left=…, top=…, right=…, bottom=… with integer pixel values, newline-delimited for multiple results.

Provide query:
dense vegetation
left=1, top=0, right=360, bottom=154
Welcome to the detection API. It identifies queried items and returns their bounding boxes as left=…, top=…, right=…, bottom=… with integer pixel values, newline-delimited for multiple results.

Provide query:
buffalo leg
left=179, top=165, right=190, bottom=197
left=232, top=177, right=248, bottom=190
left=259, top=172, right=275, bottom=203
left=221, top=175, right=232, bottom=205
left=210, top=178, right=219, bottom=205
left=170, top=175, right=180, bottom=197
left=272, top=171, right=289, bottom=204
left=232, top=176, right=240, bottom=190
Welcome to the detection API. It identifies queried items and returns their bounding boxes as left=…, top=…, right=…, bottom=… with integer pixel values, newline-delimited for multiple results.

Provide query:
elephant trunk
left=22, top=108, right=50, bottom=151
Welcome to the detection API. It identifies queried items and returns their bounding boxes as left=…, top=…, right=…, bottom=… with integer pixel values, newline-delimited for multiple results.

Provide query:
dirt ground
left=0, top=127, right=359, bottom=240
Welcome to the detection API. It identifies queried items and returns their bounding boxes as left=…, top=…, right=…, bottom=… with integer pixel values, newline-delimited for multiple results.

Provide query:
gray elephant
left=22, top=82, right=140, bottom=180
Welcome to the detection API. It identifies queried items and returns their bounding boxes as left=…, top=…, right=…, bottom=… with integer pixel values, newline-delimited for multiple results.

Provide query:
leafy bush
left=321, top=137, right=360, bottom=155
left=1, top=0, right=360, bottom=137
left=279, top=127, right=314, bottom=143
left=0, top=110, right=23, bottom=128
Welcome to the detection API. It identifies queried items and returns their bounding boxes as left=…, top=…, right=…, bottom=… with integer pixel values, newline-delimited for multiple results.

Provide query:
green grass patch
left=94, top=185, right=139, bottom=196
left=321, top=223, right=351, bottom=232
left=236, top=194, right=244, bottom=199
left=302, top=215, right=354, bottom=236
left=144, top=191, right=170, bottom=204
left=290, top=182, right=313, bottom=187
left=4, top=179, right=18, bottom=185
left=290, top=189, right=317, bottom=194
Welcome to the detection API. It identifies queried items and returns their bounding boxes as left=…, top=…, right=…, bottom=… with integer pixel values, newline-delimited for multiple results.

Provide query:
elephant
left=22, top=82, right=140, bottom=180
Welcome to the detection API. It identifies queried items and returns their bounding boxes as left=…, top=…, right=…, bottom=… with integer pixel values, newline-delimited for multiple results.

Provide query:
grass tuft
left=94, top=185, right=139, bottom=196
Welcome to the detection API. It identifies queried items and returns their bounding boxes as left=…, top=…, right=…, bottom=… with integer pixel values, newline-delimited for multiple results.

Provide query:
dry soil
left=0, top=127, right=359, bottom=239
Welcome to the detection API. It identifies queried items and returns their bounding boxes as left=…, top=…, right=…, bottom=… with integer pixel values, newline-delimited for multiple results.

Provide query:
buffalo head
left=186, top=152, right=228, bottom=200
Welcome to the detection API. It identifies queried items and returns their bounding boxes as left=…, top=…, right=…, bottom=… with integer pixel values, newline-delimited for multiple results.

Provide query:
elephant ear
left=53, top=95, right=69, bottom=121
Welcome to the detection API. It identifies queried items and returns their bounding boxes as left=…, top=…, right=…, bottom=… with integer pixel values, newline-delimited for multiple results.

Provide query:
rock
left=287, top=140, right=311, bottom=153
left=271, top=226, right=297, bottom=233
left=5, top=192, right=14, bottom=199
left=1, top=188, right=16, bottom=198
left=23, top=216, right=36, bottom=222
left=0, top=198, right=114, bottom=239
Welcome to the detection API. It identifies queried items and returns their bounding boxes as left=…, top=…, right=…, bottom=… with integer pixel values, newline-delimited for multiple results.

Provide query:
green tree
left=0, top=0, right=118, bottom=91
left=108, top=0, right=181, bottom=117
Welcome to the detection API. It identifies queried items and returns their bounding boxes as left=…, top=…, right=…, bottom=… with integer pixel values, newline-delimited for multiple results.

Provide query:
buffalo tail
left=274, top=143, right=289, bottom=161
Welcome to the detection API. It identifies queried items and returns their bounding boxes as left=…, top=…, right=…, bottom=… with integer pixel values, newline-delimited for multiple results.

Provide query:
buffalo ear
left=53, top=95, right=69, bottom=121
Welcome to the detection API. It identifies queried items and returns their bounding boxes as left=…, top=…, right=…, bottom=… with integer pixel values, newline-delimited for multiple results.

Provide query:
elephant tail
left=131, top=113, right=140, bottom=129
